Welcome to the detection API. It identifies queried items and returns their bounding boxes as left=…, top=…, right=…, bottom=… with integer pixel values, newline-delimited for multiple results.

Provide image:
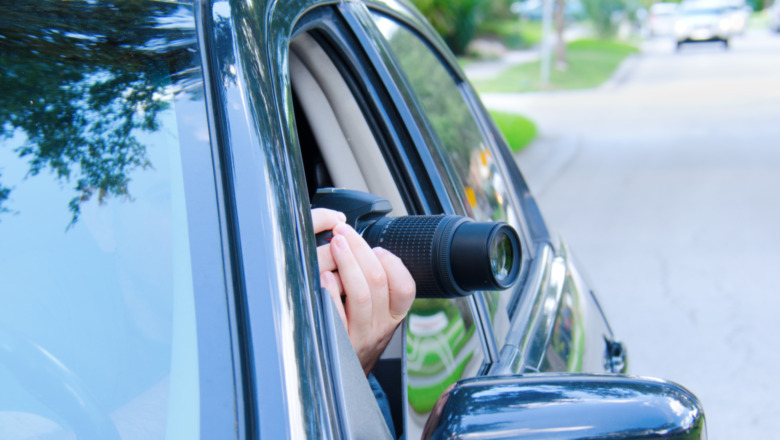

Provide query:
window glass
left=372, top=16, right=519, bottom=351
left=405, top=297, right=481, bottom=422
left=0, top=2, right=207, bottom=438
left=371, top=14, right=522, bottom=436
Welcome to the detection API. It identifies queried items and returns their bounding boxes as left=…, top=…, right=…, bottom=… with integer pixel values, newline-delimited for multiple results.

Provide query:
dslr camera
left=312, top=188, right=521, bottom=299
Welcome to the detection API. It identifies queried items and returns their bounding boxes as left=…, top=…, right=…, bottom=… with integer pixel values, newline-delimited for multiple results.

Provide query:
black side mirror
left=422, top=374, right=706, bottom=440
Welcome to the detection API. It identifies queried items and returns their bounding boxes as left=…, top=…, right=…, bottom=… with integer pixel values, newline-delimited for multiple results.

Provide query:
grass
left=489, top=111, right=538, bottom=153
left=471, top=38, right=639, bottom=93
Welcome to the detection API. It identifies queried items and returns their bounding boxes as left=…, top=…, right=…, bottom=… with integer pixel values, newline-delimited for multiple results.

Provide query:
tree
left=581, top=0, right=627, bottom=37
left=411, top=0, right=485, bottom=55
left=554, top=0, right=569, bottom=69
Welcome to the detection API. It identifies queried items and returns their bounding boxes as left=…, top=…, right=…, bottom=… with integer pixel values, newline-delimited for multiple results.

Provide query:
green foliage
left=0, top=1, right=199, bottom=225
left=581, top=0, right=627, bottom=37
left=471, top=39, right=638, bottom=93
left=489, top=111, right=538, bottom=153
left=483, top=0, right=517, bottom=20
left=411, top=0, right=485, bottom=54
left=477, top=20, right=544, bottom=50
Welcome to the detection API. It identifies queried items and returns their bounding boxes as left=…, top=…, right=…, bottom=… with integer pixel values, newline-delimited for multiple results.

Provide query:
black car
left=0, top=1, right=705, bottom=439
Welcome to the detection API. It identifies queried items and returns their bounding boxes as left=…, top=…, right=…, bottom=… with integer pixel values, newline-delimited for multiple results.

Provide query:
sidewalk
left=462, top=49, right=540, bottom=80
left=462, top=24, right=591, bottom=81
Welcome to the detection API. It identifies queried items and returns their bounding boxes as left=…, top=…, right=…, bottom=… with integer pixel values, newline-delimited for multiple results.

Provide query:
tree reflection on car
left=0, top=2, right=200, bottom=225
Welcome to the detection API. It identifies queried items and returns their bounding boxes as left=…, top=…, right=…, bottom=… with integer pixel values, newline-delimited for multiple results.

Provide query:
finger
left=317, top=244, right=336, bottom=273
left=330, top=234, right=372, bottom=345
left=321, top=271, right=347, bottom=328
left=374, top=247, right=416, bottom=322
left=333, top=223, right=389, bottom=314
left=311, top=208, right=346, bottom=234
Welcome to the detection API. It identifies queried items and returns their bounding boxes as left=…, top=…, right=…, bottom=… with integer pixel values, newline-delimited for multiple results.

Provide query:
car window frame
left=289, top=4, right=508, bottom=436
left=202, top=0, right=352, bottom=438
left=185, top=2, right=245, bottom=437
left=289, top=6, right=477, bottom=437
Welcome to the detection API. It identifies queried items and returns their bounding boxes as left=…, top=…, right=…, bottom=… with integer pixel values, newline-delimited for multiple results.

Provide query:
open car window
left=287, top=11, right=493, bottom=438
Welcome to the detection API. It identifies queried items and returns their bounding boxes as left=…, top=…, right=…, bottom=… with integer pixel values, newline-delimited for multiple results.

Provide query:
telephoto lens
left=312, top=188, right=522, bottom=299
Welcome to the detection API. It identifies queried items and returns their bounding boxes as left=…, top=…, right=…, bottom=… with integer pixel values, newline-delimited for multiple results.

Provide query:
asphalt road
left=480, top=29, right=780, bottom=439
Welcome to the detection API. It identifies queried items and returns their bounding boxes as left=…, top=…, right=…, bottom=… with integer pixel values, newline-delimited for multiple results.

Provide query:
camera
left=312, top=188, right=521, bottom=299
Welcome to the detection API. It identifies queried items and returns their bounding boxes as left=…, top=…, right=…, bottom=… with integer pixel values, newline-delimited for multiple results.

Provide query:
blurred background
left=410, top=0, right=780, bottom=438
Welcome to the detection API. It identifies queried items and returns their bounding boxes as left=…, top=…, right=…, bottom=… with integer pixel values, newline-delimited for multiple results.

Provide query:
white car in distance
left=674, top=0, right=735, bottom=49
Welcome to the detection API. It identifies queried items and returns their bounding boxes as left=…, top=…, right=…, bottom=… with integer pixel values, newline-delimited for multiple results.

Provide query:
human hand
left=312, top=208, right=416, bottom=375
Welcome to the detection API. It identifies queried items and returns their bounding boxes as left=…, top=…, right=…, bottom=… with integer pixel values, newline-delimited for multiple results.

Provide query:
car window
left=371, top=13, right=522, bottom=352
left=288, top=16, right=494, bottom=438
left=0, top=2, right=222, bottom=438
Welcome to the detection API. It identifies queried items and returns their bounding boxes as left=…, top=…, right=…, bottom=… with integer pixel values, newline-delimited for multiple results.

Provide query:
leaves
left=0, top=1, right=197, bottom=225
left=411, top=0, right=486, bottom=55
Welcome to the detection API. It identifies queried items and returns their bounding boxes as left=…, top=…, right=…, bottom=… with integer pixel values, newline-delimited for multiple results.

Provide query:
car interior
left=290, top=33, right=407, bottom=217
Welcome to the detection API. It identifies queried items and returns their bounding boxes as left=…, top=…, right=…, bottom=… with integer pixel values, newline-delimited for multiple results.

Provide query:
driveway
left=479, top=29, right=780, bottom=438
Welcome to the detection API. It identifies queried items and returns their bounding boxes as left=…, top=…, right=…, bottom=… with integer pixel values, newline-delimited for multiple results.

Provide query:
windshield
left=0, top=1, right=208, bottom=438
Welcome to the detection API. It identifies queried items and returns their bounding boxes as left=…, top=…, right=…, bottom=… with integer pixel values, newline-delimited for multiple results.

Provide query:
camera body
left=312, top=188, right=521, bottom=299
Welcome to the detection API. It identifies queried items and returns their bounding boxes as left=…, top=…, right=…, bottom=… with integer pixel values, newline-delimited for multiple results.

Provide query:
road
left=480, top=29, right=780, bottom=438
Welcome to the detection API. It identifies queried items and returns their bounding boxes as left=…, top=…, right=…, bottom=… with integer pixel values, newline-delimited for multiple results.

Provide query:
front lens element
left=490, top=231, right=514, bottom=282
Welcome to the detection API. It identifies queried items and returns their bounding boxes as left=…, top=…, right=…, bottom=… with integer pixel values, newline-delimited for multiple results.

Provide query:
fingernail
left=373, top=247, right=388, bottom=256
left=333, top=222, right=351, bottom=236
left=321, top=271, right=334, bottom=284
left=337, top=212, right=347, bottom=223
left=331, top=234, right=347, bottom=249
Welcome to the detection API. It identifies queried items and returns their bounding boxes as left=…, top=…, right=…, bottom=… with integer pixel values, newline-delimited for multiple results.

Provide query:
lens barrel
left=362, top=215, right=521, bottom=298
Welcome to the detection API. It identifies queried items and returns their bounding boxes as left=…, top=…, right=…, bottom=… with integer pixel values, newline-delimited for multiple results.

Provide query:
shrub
left=489, top=111, right=538, bottom=153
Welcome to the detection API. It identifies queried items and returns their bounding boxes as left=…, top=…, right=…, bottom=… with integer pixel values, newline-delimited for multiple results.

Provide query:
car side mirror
left=422, top=374, right=706, bottom=440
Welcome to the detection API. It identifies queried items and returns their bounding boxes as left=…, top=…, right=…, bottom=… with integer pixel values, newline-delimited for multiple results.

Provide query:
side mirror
left=422, top=374, right=706, bottom=440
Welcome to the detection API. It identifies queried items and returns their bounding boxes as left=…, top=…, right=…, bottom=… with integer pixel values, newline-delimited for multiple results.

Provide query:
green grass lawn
left=471, top=39, right=639, bottom=93
left=489, top=111, right=538, bottom=153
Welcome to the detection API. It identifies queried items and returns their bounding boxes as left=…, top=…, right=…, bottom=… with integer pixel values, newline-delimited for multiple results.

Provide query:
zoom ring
left=364, top=216, right=445, bottom=297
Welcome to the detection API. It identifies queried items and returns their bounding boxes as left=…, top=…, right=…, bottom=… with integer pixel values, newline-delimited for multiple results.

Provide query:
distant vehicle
left=769, top=0, right=780, bottom=32
left=675, top=1, right=734, bottom=48
left=649, top=2, right=681, bottom=36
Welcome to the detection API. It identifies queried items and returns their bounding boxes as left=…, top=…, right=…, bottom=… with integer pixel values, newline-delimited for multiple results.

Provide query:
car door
left=202, top=0, right=622, bottom=437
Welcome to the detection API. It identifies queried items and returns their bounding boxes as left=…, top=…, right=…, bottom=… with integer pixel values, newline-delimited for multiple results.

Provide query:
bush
left=489, top=111, right=538, bottom=153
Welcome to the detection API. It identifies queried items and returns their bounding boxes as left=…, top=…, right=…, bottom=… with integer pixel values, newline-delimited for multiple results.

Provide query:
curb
left=600, top=53, right=641, bottom=90
left=513, top=133, right=580, bottom=196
